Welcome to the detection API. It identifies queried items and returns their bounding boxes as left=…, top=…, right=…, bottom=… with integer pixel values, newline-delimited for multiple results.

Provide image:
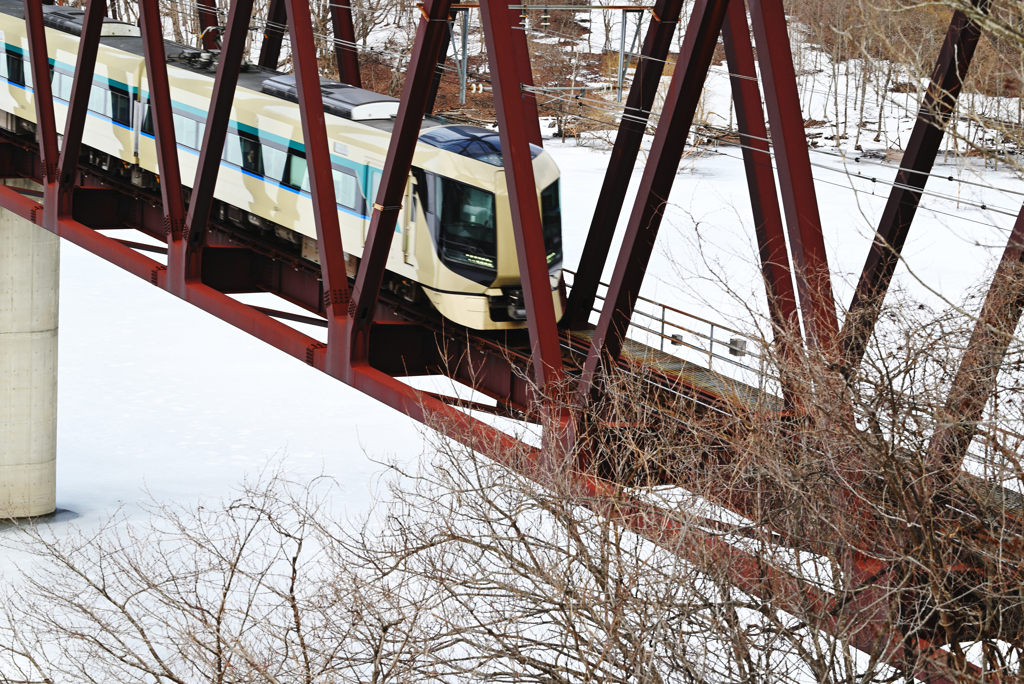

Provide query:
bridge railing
left=563, top=269, right=775, bottom=393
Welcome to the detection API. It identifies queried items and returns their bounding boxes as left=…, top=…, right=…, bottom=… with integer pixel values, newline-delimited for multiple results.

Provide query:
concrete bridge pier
left=0, top=178, right=58, bottom=518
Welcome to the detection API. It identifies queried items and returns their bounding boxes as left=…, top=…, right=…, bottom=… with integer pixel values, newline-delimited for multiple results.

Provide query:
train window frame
left=261, top=143, right=288, bottom=183
left=172, top=112, right=198, bottom=149
left=225, top=130, right=263, bottom=176
left=369, top=169, right=382, bottom=207
left=108, top=86, right=131, bottom=126
left=434, top=174, right=498, bottom=283
left=332, top=167, right=359, bottom=210
left=224, top=131, right=242, bottom=166
left=141, top=102, right=153, bottom=135
left=282, top=150, right=367, bottom=211
left=240, top=136, right=262, bottom=175
left=540, top=180, right=563, bottom=266
left=88, top=83, right=109, bottom=117
left=195, top=120, right=206, bottom=148
left=6, top=53, right=26, bottom=87
left=53, top=70, right=73, bottom=101
left=283, top=150, right=309, bottom=192
left=412, top=167, right=440, bottom=247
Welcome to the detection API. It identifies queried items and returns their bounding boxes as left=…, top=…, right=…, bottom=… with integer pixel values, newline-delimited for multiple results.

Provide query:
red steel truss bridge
left=2, top=0, right=1023, bottom=680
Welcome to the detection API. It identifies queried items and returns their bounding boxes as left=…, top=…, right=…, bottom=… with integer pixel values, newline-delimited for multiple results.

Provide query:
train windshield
left=541, top=181, right=563, bottom=267
left=438, top=176, right=497, bottom=272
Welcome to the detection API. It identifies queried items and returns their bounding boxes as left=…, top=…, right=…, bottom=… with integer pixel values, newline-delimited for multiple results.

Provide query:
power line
left=164, top=0, right=1024, bottom=210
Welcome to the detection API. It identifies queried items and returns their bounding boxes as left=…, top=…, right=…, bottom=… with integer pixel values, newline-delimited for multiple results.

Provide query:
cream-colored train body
left=0, top=3, right=564, bottom=330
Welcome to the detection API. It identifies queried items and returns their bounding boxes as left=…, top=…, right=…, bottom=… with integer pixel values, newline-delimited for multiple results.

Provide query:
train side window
left=6, top=54, right=25, bottom=86
left=262, top=145, right=287, bottom=182
left=224, top=131, right=263, bottom=175
left=17, top=54, right=31, bottom=87
left=54, top=72, right=72, bottom=101
left=368, top=170, right=382, bottom=208
left=173, top=113, right=197, bottom=149
left=141, top=103, right=153, bottom=135
left=332, top=168, right=357, bottom=209
left=0, top=52, right=7, bottom=80
left=238, top=136, right=262, bottom=175
left=224, top=131, right=243, bottom=167
left=411, top=168, right=434, bottom=223
left=540, top=180, right=562, bottom=264
left=109, top=87, right=131, bottom=126
left=284, top=152, right=309, bottom=192
left=435, top=174, right=497, bottom=275
left=88, top=84, right=108, bottom=117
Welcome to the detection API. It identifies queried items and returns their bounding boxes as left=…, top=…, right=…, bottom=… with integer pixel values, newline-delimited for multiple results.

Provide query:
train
left=0, top=1, right=565, bottom=330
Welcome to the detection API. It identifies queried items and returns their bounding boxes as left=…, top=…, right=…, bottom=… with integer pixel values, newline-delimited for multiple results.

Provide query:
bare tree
left=4, top=293, right=1023, bottom=682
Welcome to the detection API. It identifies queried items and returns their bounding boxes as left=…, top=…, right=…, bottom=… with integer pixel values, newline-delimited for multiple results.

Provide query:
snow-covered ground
left=50, top=241, right=429, bottom=521
left=553, top=136, right=1020, bottom=329
left=2, top=18, right=1021, bottom=577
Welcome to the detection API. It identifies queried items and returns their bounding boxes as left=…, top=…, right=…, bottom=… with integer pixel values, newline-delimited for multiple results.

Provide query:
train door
left=403, top=176, right=417, bottom=268
left=131, top=60, right=146, bottom=163
left=364, top=165, right=382, bottom=246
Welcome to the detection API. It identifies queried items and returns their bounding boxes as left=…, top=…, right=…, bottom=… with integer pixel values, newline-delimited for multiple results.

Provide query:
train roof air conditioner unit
left=261, top=75, right=400, bottom=122
left=42, top=6, right=141, bottom=38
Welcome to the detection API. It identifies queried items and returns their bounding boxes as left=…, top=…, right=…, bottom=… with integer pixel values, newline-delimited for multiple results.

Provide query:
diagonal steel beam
left=330, top=0, right=361, bottom=86
left=257, top=0, right=360, bottom=82
left=177, top=0, right=256, bottom=292
left=425, top=8, right=458, bottom=115
left=55, top=0, right=106, bottom=214
left=138, top=0, right=187, bottom=246
left=928, top=202, right=1024, bottom=471
left=258, top=0, right=287, bottom=69
left=510, top=10, right=542, bottom=147
left=578, top=0, right=729, bottom=397
left=747, top=0, right=838, bottom=354
left=348, top=0, right=453, bottom=367
left=563, top=0, right=685, bottom=329
left=285, top=0, right=349, bottom=371
left=22, top=0, right=58, bottom=185
left=481, top=0, right=563, bottom=390
left=841, top=0, right=989, bottom=370
left=197, top=0, right=220, bottom=50
left=721, top=0, right=799, bottom=361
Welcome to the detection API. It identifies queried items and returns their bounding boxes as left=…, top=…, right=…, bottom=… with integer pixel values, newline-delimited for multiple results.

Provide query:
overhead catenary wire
left=526, top=78, right=1024, bottom=211
left=167, top=0, right=1023, bottom=208
left=711, top=146, right=1022, bottom=232
left=526, top=90, right=1022, bottom=230
left=815, top=149, right=1024, bottom=199
left=690, top=120, right=1023, bottom=220
left=184, top=0, right=989, bottom=133
left=268, top=40, right=1024, bottom=206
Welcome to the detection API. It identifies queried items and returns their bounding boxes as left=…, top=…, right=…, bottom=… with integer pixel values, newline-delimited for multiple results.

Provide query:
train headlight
left=549, top=269, right=562, bottom=289
left=464, top=254, right=495, bottom=269
left=443, top=247, right=496, bottom=271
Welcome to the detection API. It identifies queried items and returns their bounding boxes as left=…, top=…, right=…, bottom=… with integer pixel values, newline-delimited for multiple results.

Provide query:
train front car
left=0, top=0, right=564, bottom=335
left=414, top=125, right=564, bottom=331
